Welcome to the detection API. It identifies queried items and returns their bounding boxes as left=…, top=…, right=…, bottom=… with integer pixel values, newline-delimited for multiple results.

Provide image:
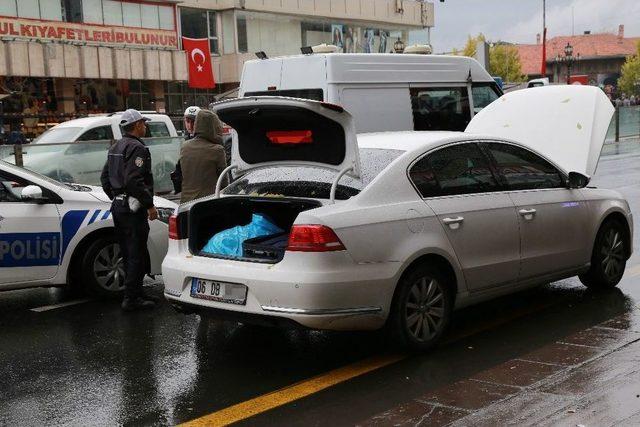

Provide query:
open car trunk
left=189, top=196, right=321, bottom=263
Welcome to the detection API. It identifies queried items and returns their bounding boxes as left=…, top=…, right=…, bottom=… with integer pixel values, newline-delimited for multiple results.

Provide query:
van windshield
left=244, top=89, right=324, bottom=101
left=223, top=148, right=404, bottom=200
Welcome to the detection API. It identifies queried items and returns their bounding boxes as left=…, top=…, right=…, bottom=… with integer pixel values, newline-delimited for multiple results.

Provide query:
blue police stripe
left=61, top=210, right=90, bottom=260
left=88, top=210, right=101, bottom=225
left=101, top=210, right=111, bottom=220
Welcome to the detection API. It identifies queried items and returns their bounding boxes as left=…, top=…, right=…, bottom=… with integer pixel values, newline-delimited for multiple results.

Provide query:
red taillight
left=168, top=215, right=180, bottom=240
left=266, top=130, right=313, bottom=145
left=287, top=225, right=346, bottom=252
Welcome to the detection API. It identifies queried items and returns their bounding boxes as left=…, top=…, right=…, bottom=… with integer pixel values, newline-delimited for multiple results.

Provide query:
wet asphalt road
left=2, top=142, right=640, bottom=426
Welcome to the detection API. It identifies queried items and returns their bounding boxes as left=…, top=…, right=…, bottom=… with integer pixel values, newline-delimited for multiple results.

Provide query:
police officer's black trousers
left=112, top=205, right=150, bottom=299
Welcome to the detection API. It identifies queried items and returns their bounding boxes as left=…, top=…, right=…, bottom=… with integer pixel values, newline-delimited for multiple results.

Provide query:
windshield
left=33, top=127, right=82, bottom=144
left=223, top=148, right=404, bottom=200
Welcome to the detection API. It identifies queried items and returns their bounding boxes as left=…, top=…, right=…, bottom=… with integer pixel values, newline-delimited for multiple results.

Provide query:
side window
left=472, top=84, right=501, bottom=114
left=486, top=143, right=564, bottom=190
left=410, top=87, right=471, bottom=131
left=77, top=126, right=114, bottom=141
left=146, top=122, right=170, bottom=138
left=0, top=172, right=29, bottom=202
left=409, top=143, right=499, bottom=197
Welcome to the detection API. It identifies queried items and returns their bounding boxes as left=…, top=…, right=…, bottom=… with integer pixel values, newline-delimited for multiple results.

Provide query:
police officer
left=100, top=109, right=158, bottom=312
left=170, top=106, right=201, bottom=193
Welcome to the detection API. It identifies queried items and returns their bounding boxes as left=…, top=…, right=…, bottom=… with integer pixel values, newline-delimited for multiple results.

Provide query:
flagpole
left=541, top=0, right=547, bottom=77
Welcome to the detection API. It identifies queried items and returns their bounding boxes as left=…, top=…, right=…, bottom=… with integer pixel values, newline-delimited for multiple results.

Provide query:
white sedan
left=163, top=87, right=632, bottom=350
left=0, top=160, right=176, bottom=297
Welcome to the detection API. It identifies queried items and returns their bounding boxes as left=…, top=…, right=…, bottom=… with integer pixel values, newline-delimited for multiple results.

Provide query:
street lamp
left=555, top=42, right=580, bottom=83
left=394, top=37, right=405, bottom=53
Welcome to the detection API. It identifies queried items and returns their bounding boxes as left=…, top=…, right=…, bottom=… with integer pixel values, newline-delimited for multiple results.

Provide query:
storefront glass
left=235, top=11, right=409, bottom=56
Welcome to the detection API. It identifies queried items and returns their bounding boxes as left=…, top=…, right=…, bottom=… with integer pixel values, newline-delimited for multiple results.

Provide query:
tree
left=618, top=41, right=640, bottom=96
left=461, top=33, right=486, bottom=58
left=489, top=44, right=525, bottom=83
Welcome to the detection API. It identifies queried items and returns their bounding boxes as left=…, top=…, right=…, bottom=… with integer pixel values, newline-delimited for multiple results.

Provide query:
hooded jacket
left=179, top=110, right=227, bottom=203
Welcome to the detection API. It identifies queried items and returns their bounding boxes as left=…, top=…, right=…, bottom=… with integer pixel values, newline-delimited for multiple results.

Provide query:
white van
left=239, top=53, right=502, bottom=133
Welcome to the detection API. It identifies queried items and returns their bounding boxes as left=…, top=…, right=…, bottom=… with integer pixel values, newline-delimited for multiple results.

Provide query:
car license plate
left=190, top=278, right=247, bottom=305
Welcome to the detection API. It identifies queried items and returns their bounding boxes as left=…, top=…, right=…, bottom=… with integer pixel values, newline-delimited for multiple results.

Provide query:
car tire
left=79, top=236, right=126, bottom=298
left=579, top=220, right=628, bottom=290
left=388, top=264, right=453, bottom=351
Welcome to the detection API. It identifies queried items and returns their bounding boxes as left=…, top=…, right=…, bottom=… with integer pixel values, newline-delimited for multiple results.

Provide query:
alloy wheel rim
left=93, top=244, right=126, bottom=291
left=601, top=229, right=625, bottom=280
left=404, top=277, right=445, bottom=342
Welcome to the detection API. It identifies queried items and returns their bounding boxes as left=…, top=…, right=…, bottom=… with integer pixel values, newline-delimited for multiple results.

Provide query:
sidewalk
left=360, top=312, right=640, bottom=427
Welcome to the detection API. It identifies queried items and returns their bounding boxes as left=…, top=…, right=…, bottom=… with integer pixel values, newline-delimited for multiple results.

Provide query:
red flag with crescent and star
left=182, top=37, right=216, bottom=89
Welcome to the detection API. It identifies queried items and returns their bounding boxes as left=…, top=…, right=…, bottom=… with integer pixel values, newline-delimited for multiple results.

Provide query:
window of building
left=159, top=5, right=174, bottom=30
left=410, top=143, right=499, bottom=198
left=180, top=8, right=217, bottom=54
left=0, top=0, right=17, bottom=16
left=102, top=0, right=122, bottom=26
left=39, top=0, right=62, bottom=21
left=485, top=143, right=564, bottom=190
left=78, top=0, right=104, bottom=24
left=17, top=0, right=40, bottom=19
left=141, top=4, right=159, bottom=29
left=237, top=15, right=247, bottom=53
left=410, top=87, right=471, bottom=131
left=122, top=2, right=141, bottom=28
left=222, top=11, right=235, bottom=54
left=126, top=80, right=153, bottom=111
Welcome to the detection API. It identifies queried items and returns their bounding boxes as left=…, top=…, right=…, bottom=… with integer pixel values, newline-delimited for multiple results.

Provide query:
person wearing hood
left=179, top=109, right=228, bottom=203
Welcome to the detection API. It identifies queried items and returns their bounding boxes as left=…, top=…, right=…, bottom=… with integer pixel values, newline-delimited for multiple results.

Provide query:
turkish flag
left=182, top=37, right=216, bottom=89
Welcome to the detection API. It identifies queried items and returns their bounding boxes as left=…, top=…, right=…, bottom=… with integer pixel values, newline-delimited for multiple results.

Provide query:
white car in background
left=163, top=87, right=631, bottom=350
left=0, top=160, right=176, bottom=297
left=16, top=113, right=179, bottom=192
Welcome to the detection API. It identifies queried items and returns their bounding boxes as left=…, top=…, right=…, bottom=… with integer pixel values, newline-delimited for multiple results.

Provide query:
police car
left=0, top=160, right=176, bottom=297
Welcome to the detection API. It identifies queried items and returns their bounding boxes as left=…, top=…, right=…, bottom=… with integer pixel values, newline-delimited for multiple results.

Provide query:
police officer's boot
left=121, top=296, right=156, bottom=312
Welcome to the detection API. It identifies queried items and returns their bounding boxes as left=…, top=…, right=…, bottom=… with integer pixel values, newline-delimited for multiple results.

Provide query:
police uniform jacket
left=100, top=134, right=154, bottom=209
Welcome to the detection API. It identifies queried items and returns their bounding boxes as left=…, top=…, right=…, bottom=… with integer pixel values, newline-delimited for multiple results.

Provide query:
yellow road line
left=180, top=353, right=404, bottom=427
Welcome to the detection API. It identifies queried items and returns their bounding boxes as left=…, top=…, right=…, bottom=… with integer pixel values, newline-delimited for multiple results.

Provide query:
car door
left=0, top=171, right=62, bottom=285
left=409, top=142, right=520, bottom=291
left=483, top=142, right=591, bottom=281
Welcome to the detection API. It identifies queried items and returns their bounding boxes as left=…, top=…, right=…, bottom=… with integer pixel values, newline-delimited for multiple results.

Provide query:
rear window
left=244, top=89, right=324, bottom=101
left=223, top=148, right=403, bottom=200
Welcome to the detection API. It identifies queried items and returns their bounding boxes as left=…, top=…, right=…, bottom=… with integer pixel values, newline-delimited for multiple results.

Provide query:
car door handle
left=442, top=216, right=464, bottom=230
left=519, top=208, right=537, bottom=220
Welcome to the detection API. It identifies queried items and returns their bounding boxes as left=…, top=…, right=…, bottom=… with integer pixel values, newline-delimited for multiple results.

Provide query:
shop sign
left=0, top=17, right=178, bottom=49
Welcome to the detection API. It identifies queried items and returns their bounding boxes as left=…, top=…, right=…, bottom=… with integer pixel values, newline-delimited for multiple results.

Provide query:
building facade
left=515, top=25, right=640, bottom=97
left=0, top=0, right=433, bottom=136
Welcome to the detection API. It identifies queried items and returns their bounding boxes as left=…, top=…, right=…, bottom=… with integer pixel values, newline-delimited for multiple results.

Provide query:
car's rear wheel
left=388, top=264, right=453, bottom=351
left=79, top=236, right=126, bottom=298
left=579, top=220, right=628, bottom=290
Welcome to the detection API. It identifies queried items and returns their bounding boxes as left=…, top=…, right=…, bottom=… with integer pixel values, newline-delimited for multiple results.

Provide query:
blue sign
left=0, top=233, right=60, bottom=267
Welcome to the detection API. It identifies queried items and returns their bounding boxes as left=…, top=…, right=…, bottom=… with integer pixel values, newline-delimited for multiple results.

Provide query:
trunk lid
left=465, top=85, right=614, bottom=176
left=210, top=97, right=361, bottom=179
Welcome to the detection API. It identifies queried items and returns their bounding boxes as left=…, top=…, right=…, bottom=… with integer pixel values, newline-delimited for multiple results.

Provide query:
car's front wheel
left=79, top=236, right=126, bottom=298
left=579, top=219, right=628, bottom=290
left=388, top=264, right=453, bottom=351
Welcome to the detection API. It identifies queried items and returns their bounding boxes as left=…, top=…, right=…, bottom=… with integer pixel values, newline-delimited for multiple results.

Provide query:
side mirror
left=568, top=171, right=590, bottom=189
left=21, top=185, right=44, bottom=201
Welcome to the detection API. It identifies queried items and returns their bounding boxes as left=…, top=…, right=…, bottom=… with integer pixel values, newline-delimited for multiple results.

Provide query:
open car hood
left=210, top=97, right=361, bottom=179
left=465, top=85, right=614, bottom=176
